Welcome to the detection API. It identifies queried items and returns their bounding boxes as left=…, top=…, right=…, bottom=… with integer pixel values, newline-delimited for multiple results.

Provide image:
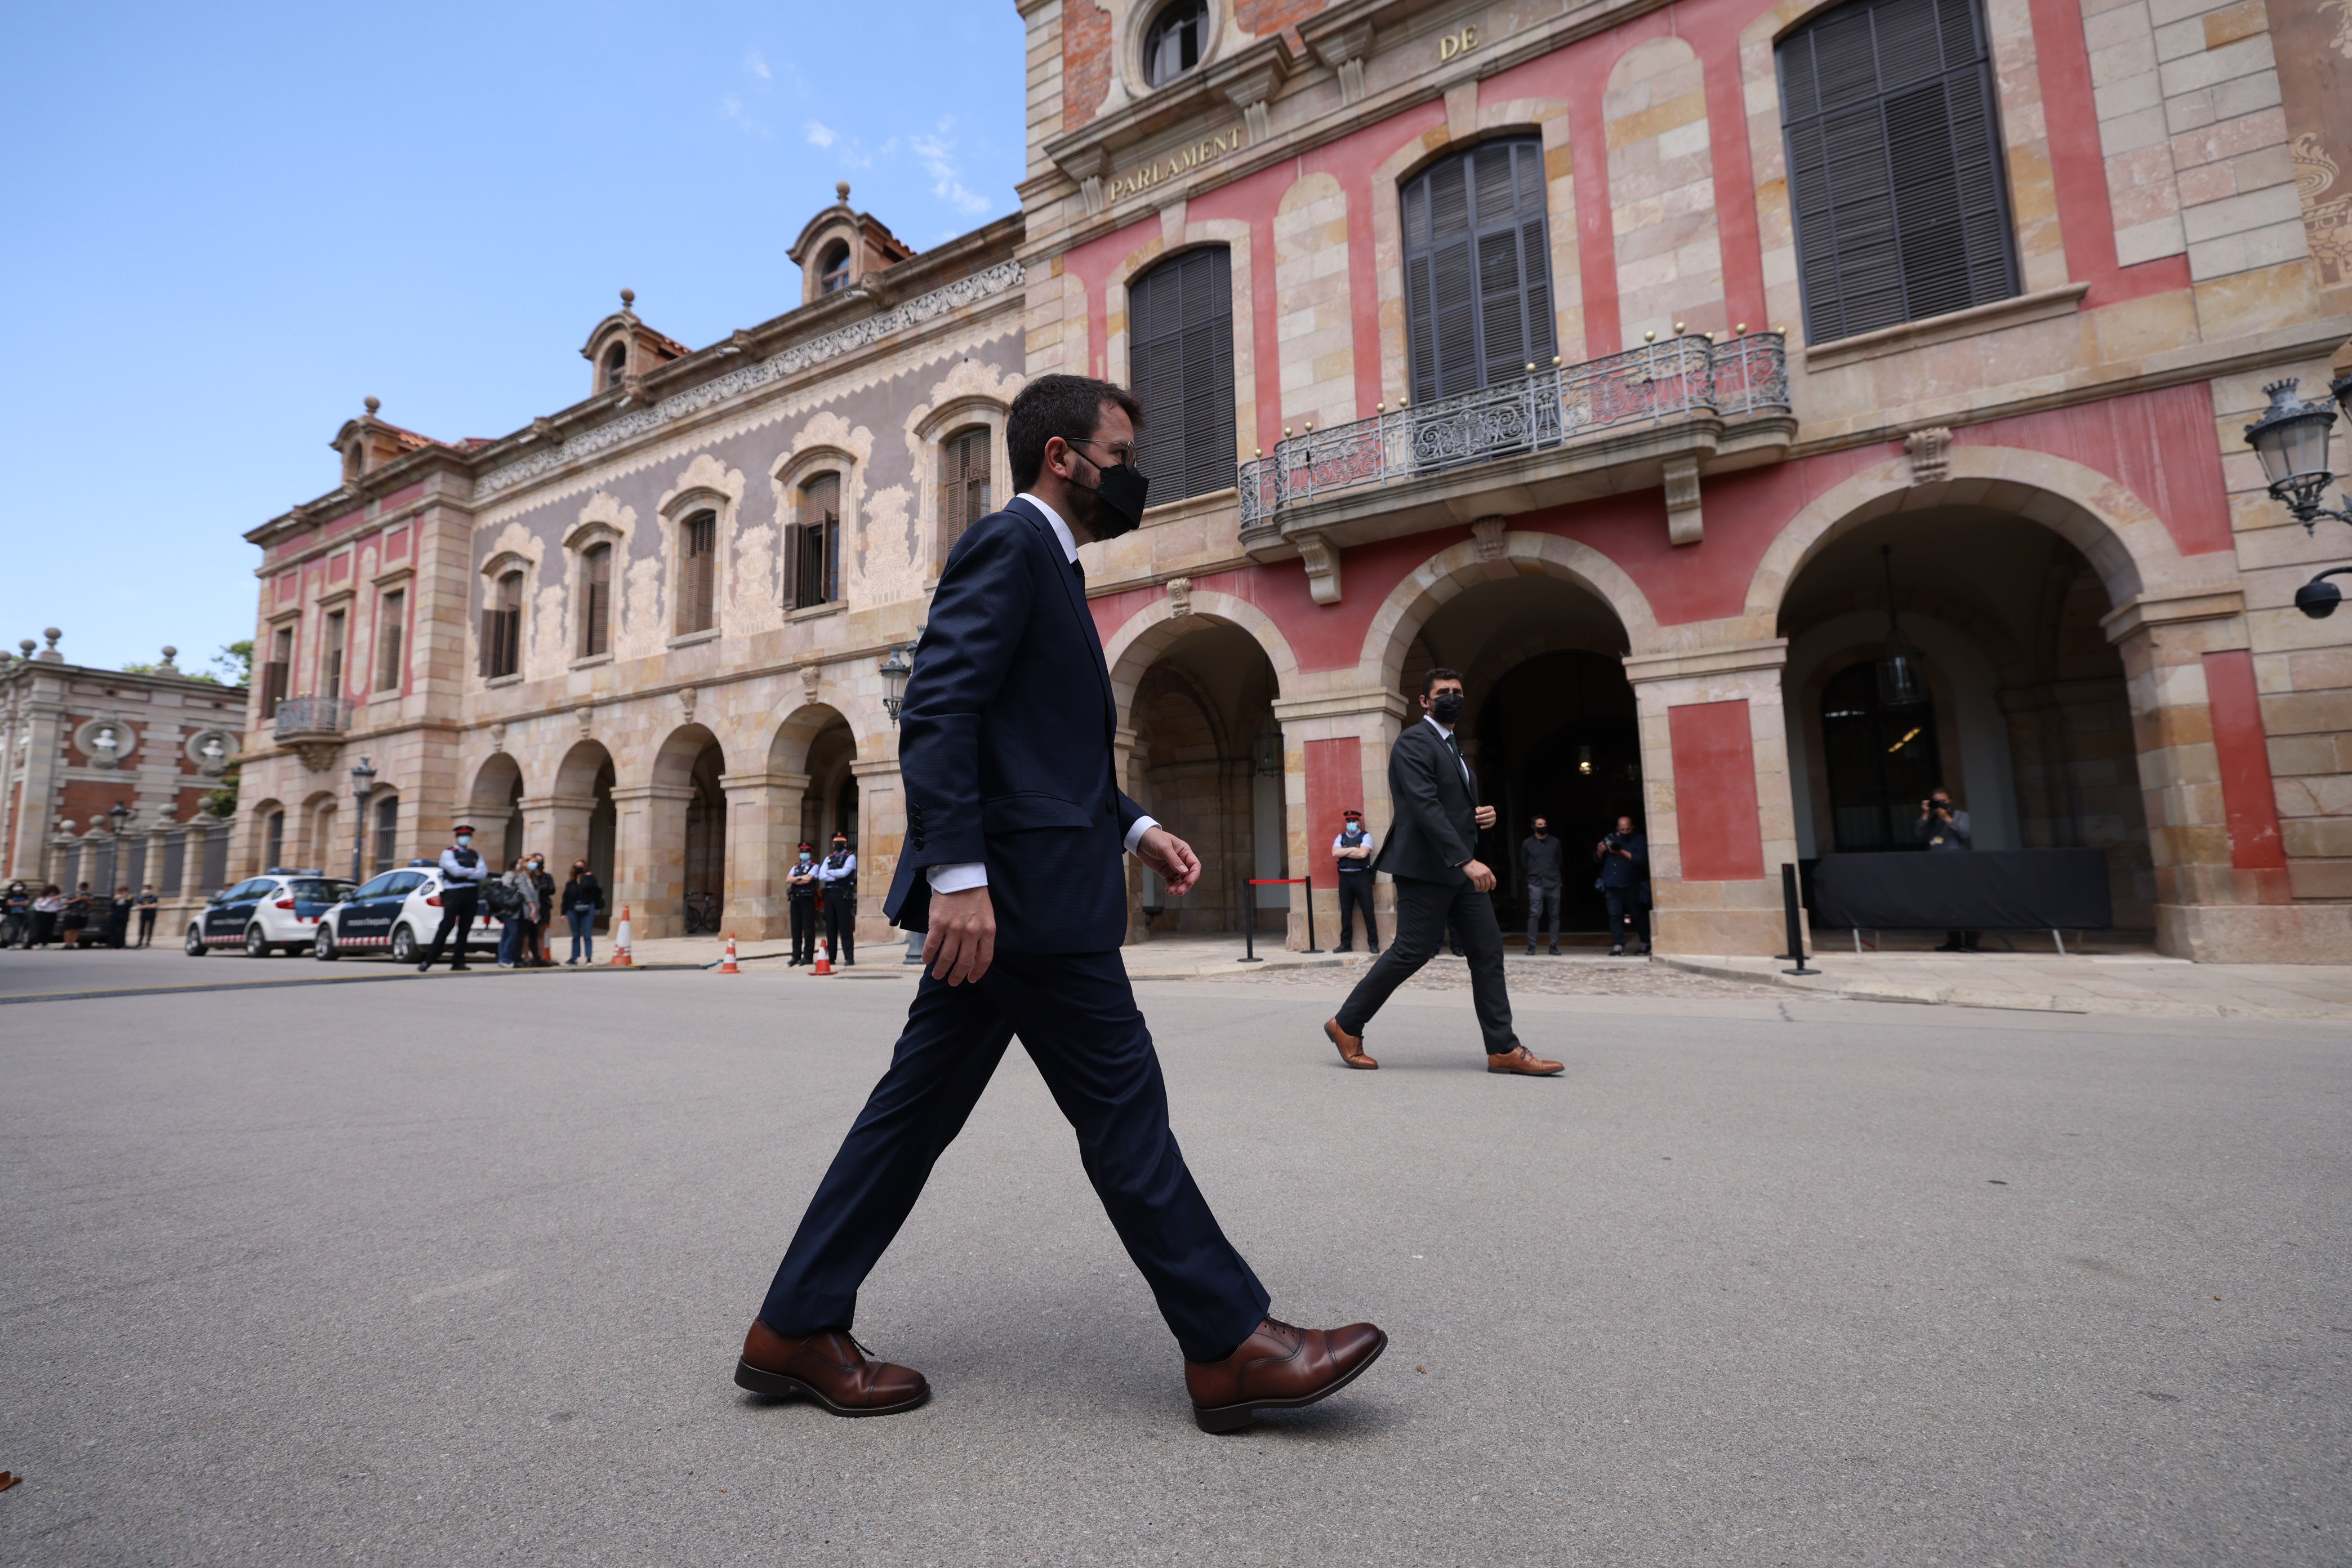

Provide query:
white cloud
left=905, top=123, right=994, bottom=217
left=722, top=96, right=772, bottom=138
left=804, top=120, right=838, bottom=149
left=745, top=49, right=772, bottom=81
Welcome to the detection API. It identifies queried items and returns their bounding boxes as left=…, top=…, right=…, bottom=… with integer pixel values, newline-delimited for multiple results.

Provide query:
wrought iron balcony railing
left=272, top=696, right=353, bottom=739
left=1238, top=331, right=1789, bottom=531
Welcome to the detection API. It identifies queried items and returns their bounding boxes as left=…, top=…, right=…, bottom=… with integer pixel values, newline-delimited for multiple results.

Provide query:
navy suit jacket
left=1373, top=720, right=1481, bottom=885
left=884, top=497, right=1146, bottom=952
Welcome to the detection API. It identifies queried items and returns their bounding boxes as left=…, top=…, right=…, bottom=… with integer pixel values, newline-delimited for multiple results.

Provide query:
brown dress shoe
left=1487, top=1045, right=1565, bottom=1076
left=1324, top=1018, right=1378, bottom=1070
left=733, top=1320, right=929, bottom=1416
left=1184, top=1316, right=1387, bottom=1432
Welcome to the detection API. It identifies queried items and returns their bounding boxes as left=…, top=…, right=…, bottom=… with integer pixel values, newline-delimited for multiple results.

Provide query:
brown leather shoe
left=733, top=1320, right=929, bottom=1416
left=1487, top=1045, right=1564, bottom=1076
left=1324, top=1018, right=1378, bottom=1070
left=1184, top=1316, right=1387, bottom=1432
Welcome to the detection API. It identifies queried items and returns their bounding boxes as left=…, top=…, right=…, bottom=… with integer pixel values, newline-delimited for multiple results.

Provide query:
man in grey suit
left=1321, top=668, right=1563, bottom=1077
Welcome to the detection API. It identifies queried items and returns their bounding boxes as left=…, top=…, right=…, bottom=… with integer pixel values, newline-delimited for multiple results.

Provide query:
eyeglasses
left=1063, top=436, right=1136, bottom=466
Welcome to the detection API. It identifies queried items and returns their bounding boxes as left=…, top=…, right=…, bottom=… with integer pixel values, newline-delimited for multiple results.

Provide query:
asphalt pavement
left=1, top=966, right=2344, bottom=1566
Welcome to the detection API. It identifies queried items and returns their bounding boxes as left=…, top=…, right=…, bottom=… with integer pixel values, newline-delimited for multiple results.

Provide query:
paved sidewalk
left=1659, top=950, right=2352, bottom=1021
left=616, top=928, right=1357, bottom=979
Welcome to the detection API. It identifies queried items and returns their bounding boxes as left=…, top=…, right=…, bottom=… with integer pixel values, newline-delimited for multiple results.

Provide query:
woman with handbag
left=494, top=859, right=539, bottom=969
left=560, top=861, right=603, bottom=965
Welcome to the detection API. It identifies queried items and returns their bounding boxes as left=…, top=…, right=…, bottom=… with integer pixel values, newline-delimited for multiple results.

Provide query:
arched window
left=482, top=570, right=524, bottom=679
left=676, top=511, right=718, bottom=634
left=602, top=339, right=628, bottom=390
left=1129, top=247, right=1236, bottom=506
left=1776, top=0, right=2020, bottom=344
left=578, top=542, right=613, bottom=657
left=1143, top=0, right=1206, bottom=87
left=818, top=241, right=852, bottom=295
left=1820, top=661, right=1943, bottom=850
left=940, top=426, right=993, bottom=555
left=372, top=793, right=399, bottom=874
left=791, top=474, right=841, bottom=609
left=1401, top=138, right=1555, bottom=403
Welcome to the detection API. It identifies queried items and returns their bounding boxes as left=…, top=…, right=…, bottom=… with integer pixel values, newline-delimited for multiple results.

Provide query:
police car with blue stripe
left=183, top=869, right=354, bottom=957
left=311, top=859, right=507, bottom=965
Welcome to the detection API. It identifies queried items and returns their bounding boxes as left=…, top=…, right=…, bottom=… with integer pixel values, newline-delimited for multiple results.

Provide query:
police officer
left=816, top=832, right=856, bottom=967
left=417, top=822, right=491, bottom=972
left=1331, top=809, right=1379, bottom=954
left=786, top=841, right=821, bottom=965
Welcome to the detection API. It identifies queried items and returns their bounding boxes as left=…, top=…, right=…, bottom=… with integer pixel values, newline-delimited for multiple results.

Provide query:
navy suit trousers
left=759, top=947, right=1271, bottom=1363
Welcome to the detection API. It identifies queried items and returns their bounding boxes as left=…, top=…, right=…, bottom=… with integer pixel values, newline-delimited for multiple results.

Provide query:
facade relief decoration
left=72, top=715, right=137, bottom=770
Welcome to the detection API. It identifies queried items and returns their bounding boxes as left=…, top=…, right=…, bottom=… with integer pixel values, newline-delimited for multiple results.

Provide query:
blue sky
left=0, top=1, right=1027, bottom=675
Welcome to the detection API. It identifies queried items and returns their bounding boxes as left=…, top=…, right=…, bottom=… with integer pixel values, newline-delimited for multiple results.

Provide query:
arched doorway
left=554, top=740, right=618, bottom=932
left=1778, top=506, right=2157, bottom=933
left=466, top=752, right=524, bottom=870
left=644, top=724, right=727, bottom=938
left=1126, top=620, right=1285, bottom=937
left=683, top=741, right=727, bottom=932
left=801, top=720, right=858, bottom=850
left=1405, top=571, right=1638, bottom=941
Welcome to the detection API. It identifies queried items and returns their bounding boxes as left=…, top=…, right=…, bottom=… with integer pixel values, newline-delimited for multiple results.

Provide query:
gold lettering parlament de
left=1106, top=127, right=1246, bottom=204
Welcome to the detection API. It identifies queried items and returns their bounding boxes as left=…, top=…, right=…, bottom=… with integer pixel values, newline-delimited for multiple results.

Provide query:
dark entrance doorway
left=683, top=741, right=726, bottom=932
left=1473, top=649, right=1644, bottom=934
left=1819, top=661, right=1942, bottom=850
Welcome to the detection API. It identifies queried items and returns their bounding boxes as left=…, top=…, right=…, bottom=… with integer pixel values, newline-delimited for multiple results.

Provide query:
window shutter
left=1778, top=0, right=2020, bottom=344
left=941, top=427, right=991, bottom=554
left=1129, top=245, right=1236, bottom=507
left=1404, top=136, right=1554, bottom=399
left=479, top=609, right=494, bottom=678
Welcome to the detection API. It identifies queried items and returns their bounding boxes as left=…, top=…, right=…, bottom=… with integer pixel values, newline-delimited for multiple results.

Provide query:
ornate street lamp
left=879, top=644, right=914, bottom=724
left=1876, top=545, right=1926, bottom=709
left=2244, top=373, right=2352, bottom=620
left=348, top=755, right=377, bottom=884
left=108, top=800, right=132, bottom=890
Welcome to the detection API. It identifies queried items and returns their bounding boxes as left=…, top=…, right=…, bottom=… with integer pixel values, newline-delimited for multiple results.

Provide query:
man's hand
left=1473, top=804, right=1496, bottom=830
left=1462, top=857, right=1497, bottom=893
left=1136, top=826, right=1202, bottom=897
left=923, top=885, right=996, bottom=986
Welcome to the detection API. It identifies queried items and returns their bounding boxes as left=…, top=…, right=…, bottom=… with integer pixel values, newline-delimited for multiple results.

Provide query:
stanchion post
left=1302, top=877, right=1319, bottom=952
left=1239, top=877, right=1260, bottom=963
left=1780, top=862, right=1818, bottom=975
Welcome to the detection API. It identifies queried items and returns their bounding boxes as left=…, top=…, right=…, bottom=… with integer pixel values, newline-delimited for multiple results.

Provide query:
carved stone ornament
left=1296, top=533, right=1343, bottom=606
left=184, top=727, right=239, bottom=777
left=1471, top=516, right=1508, bottom=562
left=575, top=704, right=594, bottom=738
left=1166, top=577, right=1194, bottom=618
left=479, top=261, right=1029, bottom=498
left=73, top=714, right=137, bottom=770
left=678, top=685, right=698, bottom=723
left=295, top=741, right=342, bottom=773
left=1905, top=426, right=1953, bottom=486
left=801, top=665, right=822, bottom=704
left=1311, top=21, right=1374, bottom=106
left=1663, top=454, right=1704, bottom=547
left=489, top=721, right=508, bottom=753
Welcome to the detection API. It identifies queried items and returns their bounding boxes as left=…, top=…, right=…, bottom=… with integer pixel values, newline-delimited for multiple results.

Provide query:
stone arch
left=467, top=751, right=527, bottom=866
left=766, top=702, right=859, bottom=775
left=1742, top=446, right=2224, bottom=630
left=1360, top=531, right=1663, bottom=693
left=1103, top=588, right=1302, bottom=730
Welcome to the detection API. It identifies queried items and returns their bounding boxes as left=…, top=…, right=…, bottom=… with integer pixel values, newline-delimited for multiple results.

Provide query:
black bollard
left=1239, top=877, right=1261, bottom=963
left=1780, top=862, right=1817, bottom=975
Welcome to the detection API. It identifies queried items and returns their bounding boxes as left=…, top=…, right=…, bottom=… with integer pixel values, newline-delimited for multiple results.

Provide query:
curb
left=1651, top=955, right=2352, bottom=1022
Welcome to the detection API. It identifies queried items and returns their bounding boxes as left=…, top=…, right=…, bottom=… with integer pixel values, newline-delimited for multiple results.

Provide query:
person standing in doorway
left=786, top=843, right=820, bottom=965
left=417, top=824, right=489, bottom=972
left=1919, top=787, right=1979, bottom=952
left=1331, top=809, right=1379, bottom=954
left=738, top=374, right=1382, bottom=1433
left=1519, top=817, right=1564, bottom=956
left=816, top=834, right=857, bottom=967
left=1321, top=670, right=1562, bottom=1077
left=1595, top=816, right=1648, bottom=956
left=562, top=860, right=603, bottom=965
left=133, top=884, right=159, bottom=947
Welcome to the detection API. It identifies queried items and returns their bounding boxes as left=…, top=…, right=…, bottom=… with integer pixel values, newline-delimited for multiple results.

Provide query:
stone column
left=849, top=758, right=906, bottom=948
left=1625, top=638, right=1801, bottom=957
left=718, top=769, right=809, bottom=940
left=516, top=794, right=596, bottom=880
left=1272, top=687, right=1410, bottom=953
left=609, top=783, right=695, bottom=939
left=145, top=817, right=173, bottom=896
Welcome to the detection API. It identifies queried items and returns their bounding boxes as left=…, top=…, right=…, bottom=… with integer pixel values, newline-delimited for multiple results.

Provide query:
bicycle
left=683, top=890, right=721, bottom=935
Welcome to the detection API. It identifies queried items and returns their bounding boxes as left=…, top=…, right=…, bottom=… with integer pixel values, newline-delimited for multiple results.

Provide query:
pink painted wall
left=1668, top=701, right=1766, bottom=881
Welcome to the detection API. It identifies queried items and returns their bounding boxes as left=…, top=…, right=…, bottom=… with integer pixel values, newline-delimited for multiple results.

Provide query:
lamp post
left=348, top=756, right=377, bottom=884
left=2243, top=372, right=2352, bottom=618
left=880, top=643, right=914, bottom=724
left=107, top=800, right=132, bottom=893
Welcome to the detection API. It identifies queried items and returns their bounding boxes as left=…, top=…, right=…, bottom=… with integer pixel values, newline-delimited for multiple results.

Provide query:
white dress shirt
left=926, top=492, right=1158, bottom=894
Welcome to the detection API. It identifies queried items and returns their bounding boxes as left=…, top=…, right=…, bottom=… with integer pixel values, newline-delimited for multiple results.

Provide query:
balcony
left=1237, top=332, right=1793, bottom=575
left=273, top=696, right=353, bottom=771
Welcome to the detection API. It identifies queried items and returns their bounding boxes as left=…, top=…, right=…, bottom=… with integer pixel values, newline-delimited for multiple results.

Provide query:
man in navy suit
left=736, top=375, right=1384, bottom=1433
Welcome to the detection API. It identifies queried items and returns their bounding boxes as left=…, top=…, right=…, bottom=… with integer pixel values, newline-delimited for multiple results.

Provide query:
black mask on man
left=1072, top=449, right=1150, bottom=538
left=1430, top=690, right=1466, bottom=724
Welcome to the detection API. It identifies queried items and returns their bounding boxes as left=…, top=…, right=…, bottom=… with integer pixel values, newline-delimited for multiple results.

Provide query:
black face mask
left=1072, top=449, right=1150, bottom=538
left=1430, top=691, right=1465, bottom=724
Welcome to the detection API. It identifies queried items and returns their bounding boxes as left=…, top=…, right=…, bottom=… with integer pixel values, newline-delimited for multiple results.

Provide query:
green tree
left=213, top=640, right=253, bottom=685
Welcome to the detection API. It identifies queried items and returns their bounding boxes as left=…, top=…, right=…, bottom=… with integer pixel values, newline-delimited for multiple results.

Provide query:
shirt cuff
left=927, top=861, right=988, bottom=893
left=1122, top=815, right=1159, bottom=855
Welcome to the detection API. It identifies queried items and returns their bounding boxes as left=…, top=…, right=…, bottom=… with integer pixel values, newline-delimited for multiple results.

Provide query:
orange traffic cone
left=719, top=932, right=741, bottom=974
left=812, top=944, right=833, bottom=976
left=609, top=905, right=633, bottom=966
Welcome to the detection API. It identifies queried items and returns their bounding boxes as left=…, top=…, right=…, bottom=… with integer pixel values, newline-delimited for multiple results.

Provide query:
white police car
left=184, top=869, right=355, bottom=957
left=311, top=859, right=506, bottom=964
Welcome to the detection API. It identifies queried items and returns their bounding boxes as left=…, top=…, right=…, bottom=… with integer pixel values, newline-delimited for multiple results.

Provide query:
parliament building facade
left=230, top=0, right=2352, bottom=959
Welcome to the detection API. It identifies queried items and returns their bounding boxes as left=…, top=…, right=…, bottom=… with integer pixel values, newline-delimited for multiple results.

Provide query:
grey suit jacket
left=1373, top=720, right=1480, bottom=884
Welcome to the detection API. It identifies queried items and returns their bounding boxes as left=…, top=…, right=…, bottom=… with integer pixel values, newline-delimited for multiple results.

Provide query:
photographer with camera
left=1594, top=816, right=1648, bottom=957
left=1918, top=786, right=1979, bottom=952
